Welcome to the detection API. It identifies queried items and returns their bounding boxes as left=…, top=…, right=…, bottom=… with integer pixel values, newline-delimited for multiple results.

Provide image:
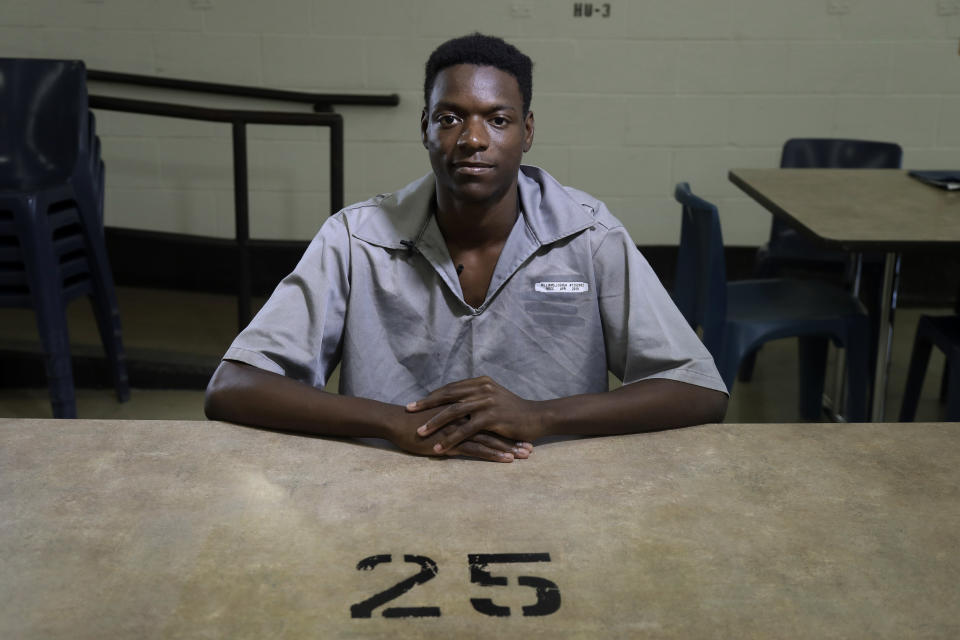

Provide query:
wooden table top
left=729, top=169, right=960, bottom=250
left=2, top=419, right=959, bottom=638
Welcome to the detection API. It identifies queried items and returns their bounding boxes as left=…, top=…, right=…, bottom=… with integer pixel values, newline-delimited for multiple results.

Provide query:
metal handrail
left=87, top=69, right=400, bottom=112
left=89, top=94, right=344, bottom=330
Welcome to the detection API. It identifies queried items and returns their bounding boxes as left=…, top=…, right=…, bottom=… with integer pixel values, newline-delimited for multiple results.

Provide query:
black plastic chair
left=673, top=182, right=870, bottom=421
left=741, top=138, right=903, bottom=384
left=755, top=138, right=903, bottom=276
left=0, top=58, right=129, bottom=417
left=899, top=315, right=960, bottom=422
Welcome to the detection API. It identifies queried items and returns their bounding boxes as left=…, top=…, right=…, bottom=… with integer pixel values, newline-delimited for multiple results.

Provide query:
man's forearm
left=538, top=378, right=727, bottom=438
left=204, top=360, right=397, bottom=439
left=412, top=376, right=728, bottom=451
left=204, top=361, right=533, bottom=462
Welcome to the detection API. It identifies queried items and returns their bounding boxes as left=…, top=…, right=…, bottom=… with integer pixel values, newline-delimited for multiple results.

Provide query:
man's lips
left=453, top=162, right=495, bottom=175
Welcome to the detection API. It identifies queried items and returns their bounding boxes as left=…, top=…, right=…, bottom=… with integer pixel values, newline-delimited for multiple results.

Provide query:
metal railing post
left=88, top=94, right=371, bottom=334
left=330, top=116, right=344, bottom=214
left=232, top=120, right=251, bottom=330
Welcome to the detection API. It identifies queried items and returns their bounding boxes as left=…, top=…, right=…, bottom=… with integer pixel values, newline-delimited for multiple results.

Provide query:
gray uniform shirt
left=224, top=165, right=726, bottom=404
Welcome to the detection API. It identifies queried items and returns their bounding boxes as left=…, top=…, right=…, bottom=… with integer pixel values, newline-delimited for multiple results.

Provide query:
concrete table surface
left=2, top=419, right=959, bottom=638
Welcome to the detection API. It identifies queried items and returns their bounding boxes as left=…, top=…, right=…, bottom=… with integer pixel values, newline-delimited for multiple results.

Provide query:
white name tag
left=535, top=281, right=589, bottom=293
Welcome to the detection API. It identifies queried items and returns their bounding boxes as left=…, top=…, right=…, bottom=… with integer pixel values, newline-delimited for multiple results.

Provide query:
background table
left=3, top=419, right=959, bottom=638
left=729, top=168, right=960, bottom=420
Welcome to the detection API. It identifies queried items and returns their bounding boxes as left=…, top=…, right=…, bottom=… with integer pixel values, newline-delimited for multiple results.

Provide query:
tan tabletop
left=729, top=169, right=960, bottom=250
left=2, top=419, right=959, bottom=639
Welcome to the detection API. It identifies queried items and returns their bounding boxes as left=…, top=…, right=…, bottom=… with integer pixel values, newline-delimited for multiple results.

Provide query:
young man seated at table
left=205, top=33, right=728, bottom=462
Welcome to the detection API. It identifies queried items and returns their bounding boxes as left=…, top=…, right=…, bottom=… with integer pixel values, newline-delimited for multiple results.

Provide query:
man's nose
left=457, top=117, right=488, bottom=150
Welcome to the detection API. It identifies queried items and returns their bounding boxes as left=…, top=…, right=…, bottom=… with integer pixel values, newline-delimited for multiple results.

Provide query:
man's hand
left=391, top=409, right=532, bottom=462
left=406, top=376, right=543, bottom=454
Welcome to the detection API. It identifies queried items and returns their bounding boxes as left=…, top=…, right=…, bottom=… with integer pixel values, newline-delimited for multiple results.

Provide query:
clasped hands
left=400, top=376, right=544, bottom=463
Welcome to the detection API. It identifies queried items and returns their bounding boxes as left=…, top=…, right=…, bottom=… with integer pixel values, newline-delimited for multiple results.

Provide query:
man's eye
left=438, top=115, right=459, bottom=126
left=491, top=116, right=508, bottom=126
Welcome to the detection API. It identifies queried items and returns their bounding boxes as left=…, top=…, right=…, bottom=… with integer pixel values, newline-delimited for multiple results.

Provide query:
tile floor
left=0, top=286, right=953, bottom=423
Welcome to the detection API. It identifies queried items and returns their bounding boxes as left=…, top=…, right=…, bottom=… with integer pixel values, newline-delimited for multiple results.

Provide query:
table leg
left=871, top=252, right=901, bottom=421
left=826, top=254, right=865, bottom=421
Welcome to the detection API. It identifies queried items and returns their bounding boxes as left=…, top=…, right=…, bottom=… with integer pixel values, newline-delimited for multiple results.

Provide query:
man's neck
left=433, top=186, right=520, bottom=308
left=434, top=189, right=519, bottom=250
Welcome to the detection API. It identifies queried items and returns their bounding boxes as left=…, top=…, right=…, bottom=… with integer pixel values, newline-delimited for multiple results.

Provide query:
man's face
left=421, top=64, right=534, bottom=208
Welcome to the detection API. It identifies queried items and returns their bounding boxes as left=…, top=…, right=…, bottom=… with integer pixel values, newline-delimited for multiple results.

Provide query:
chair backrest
left=0, top=59, right=88, bottom=189
left=769, top=138, right=903, bottom=247
left=673, top=182, right=727, bottom=357
left=780, top=138, right=903, bottom=169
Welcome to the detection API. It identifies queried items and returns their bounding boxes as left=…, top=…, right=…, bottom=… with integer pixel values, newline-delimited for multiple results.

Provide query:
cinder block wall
left=2, top=0, right=958, bottom=245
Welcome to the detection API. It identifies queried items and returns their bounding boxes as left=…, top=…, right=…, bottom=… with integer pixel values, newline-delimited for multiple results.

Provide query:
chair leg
left=716, top=339, right=743, bottom=397
left=34, top=293, right=77, bottom=419
left=16, top=197, right=77, bottom=418
left=940, top=362, right=950, bottom=402
left=898, top=319, right=934, bottom=422
left=843, top=321, right=871, bottom=423
left=76, top=196, right=130, bottom=403
left=946, top=357, right=960, bottom=421
left=738, top=349, right=759, bottom=382
left=87, top=288, right=130, bottom=402
left=798, top=336, right=828, bottom=420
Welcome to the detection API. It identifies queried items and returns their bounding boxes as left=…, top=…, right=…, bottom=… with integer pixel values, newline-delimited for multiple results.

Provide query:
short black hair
left=424, top=33, right=533, bottom=114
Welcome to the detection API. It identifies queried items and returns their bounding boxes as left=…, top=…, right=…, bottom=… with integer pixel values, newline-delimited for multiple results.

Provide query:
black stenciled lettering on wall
left=350, top=554, right=441, bottom=619
left=573, top=3, right=611, bottom=17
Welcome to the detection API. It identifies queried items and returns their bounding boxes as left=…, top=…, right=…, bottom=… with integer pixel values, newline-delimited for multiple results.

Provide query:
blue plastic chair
left=740, top=138, right=903, bottom=384
left=0, top=58, right=129, bottom=417
left=899, top=315, right=960, bottom=422
left=755, top=138, right=903, bottom=276
left=673, top=183, right=870, bottom=421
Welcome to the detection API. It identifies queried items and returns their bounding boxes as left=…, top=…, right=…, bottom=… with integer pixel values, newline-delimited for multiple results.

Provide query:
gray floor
left=0, top=286, right=952, bottom=423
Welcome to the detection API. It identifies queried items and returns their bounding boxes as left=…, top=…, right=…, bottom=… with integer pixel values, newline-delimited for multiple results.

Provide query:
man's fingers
left=405, top=377, right=490, bottom=412
left=405, top=394, right=445, bottom=412
left=430, top=416, right=484, bottom=453
left=470, top=432, right=533, bottom=459
left=405, top=384, right=462, bottom=412
left=448, top=440, right=515, bottom=463
left=407, top=389, right=462, bottom=412
left=416, top=400, right=482, bottom=437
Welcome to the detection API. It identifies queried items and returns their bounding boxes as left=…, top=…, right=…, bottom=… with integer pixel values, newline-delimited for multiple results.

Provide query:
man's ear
left=420, top=108, right=429, bottom=149
left=522, top=110, right=535, bottom=153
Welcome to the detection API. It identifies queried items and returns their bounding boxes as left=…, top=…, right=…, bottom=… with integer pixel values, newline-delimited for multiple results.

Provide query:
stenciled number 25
left=349, top=553, right=561, bottom=618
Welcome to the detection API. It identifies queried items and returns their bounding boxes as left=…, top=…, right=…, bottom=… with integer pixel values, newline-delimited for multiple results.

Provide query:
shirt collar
left=350, top=165, right=596, bottom=250
left=516, top=165, right=597, bottom=244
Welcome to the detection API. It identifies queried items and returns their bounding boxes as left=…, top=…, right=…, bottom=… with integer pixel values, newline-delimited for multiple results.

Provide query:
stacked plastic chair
left=0, top=58, right=129, bottom=417
left=673, top=182, right=870, bottom=421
